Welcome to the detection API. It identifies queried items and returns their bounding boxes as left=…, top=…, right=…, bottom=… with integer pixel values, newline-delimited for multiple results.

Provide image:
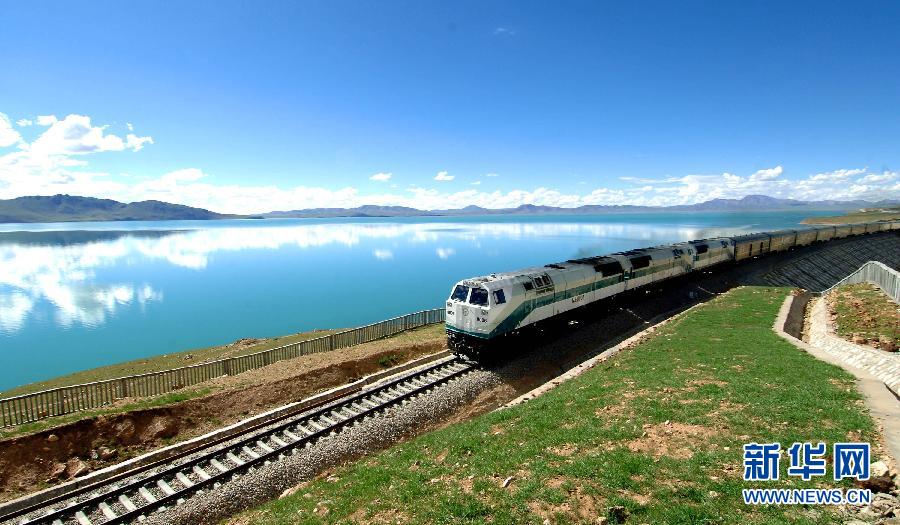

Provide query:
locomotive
left=445, top=221, right=899, bottom=359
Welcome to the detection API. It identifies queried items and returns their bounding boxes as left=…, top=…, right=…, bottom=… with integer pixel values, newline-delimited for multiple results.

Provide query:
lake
left=0, top=211, right=834, bottom=391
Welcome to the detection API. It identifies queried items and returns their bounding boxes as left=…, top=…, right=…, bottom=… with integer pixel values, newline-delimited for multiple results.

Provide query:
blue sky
left=1, top=1, right=898, bottom=213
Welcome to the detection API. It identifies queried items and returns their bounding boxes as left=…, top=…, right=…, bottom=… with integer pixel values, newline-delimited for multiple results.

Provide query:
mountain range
left=0, top=194, right=897, bottom=223
left=0, top=195, right=237, bottom=223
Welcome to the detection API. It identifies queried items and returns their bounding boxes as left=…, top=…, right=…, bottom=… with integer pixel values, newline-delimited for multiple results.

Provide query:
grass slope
left=235, top=287, right=877, bottom=525
left=829, top=283, right=899, bottom=345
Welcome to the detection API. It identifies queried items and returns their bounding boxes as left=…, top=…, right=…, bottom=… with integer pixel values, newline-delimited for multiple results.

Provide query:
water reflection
left=0, top=219, right=753, bottom=334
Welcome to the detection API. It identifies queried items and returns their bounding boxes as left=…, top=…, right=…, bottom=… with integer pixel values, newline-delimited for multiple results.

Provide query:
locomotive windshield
left=469, top=287, right=489, bottom=306
left=451, top=284, right=469, bottom=301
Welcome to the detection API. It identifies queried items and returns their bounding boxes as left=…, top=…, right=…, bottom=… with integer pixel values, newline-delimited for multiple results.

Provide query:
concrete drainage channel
left=0, top=352, right=483, bottom=525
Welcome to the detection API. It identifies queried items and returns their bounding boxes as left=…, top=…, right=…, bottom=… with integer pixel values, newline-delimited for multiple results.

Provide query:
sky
left=1, top=0, right=899, bottom=214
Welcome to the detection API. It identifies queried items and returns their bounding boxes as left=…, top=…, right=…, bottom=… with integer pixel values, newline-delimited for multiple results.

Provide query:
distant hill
left=2, top=194, right=898, bottom=224
left=265, top=195, right=900, bottom=218
left=0, top=195, right=237, bottom=223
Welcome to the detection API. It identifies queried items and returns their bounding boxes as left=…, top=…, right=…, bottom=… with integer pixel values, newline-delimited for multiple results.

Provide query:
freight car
left=445, top=221, right=899, bottom=360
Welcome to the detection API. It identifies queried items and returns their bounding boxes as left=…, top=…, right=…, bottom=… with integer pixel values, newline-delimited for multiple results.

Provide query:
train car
left=768, top=229, right=798, bottom=253
left=446, top=221, right=895, bottom=359
left=795, top=228, right=818, bottom=246
left=671, top=238, right=734, bottom=270
left=732, top=233, right=771, bottom=261
left=609, top=247, right=680, bottom=290
left=834, top=225, right=852, bottom=238
left=813, top=225, right=836, bottom=242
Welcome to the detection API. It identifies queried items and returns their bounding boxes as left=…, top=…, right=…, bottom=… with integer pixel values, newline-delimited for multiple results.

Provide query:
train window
left=596, top=261, right=623, bottom=276
left=629, top=255, right=651, bottom=269
left=542, top=276, right=553, bottom=286
left=721, top=241, right=728, bottom=247
left=694, top=244, right=708, bottom=254
left=523, top=281, right=534, bottom=291
left=493, top=289, right=506, bottom=304
left=451, top=285, right=469, bottom=302
left=469, top=287, right=489, bottom=306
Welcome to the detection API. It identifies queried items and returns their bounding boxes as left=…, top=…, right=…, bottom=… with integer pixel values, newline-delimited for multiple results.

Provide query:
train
left=444, top=220, right=900, bottom=359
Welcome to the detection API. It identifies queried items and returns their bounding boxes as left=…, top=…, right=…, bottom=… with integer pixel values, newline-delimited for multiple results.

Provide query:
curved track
left=4, top=357, right=473, bottom=525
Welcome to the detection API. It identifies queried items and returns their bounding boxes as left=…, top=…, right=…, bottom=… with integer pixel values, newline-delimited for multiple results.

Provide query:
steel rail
left=17, top=357, right=471, bottom=525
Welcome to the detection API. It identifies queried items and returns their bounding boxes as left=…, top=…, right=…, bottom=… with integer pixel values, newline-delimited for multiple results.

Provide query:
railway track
left=3, top=356, right=473, bottom=525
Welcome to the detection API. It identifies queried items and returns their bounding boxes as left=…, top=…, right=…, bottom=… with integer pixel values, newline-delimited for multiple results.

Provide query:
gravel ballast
left=142, top=367, right=501, bottom=525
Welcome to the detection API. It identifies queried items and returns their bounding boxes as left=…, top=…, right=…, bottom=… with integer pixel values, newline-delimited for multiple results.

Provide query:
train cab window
left=672, top=249, right=683, bottom=258
left=469, top=287, right=489, bottom=306
left=493, top=290, right=506, bottom=305
left=451, top=285, right=469, bottom=302
left=523, top=281, right=534, bottom=291
left=694, top=244, right=708, bottom=254
left=720, top=241, right=729, bottom=248
left=541, top=276, right=552, bottom=286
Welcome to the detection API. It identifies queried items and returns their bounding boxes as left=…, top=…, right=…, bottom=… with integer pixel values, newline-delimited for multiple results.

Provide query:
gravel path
left=141, top=367, right=501, bottom=525
left=808, top=297, right=900, bottom=395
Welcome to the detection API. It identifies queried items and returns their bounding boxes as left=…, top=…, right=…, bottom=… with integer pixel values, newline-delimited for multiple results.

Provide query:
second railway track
left=3, top=356, right=473, bottom=525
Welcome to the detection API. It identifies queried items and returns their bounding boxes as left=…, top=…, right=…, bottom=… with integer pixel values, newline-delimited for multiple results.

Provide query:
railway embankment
left=229, top=286, right=898, bottom=525
left=0, top=326, right=445, bottom=504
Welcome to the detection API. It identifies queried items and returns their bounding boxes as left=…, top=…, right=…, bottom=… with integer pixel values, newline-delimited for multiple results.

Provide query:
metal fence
left=0, top=308, right=445, bottom=428
left=820, top=260, right=900, bottom=302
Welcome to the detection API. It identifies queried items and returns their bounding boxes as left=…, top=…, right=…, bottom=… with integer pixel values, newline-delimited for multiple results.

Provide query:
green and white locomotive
left=445, top=221, right=899, bottom=359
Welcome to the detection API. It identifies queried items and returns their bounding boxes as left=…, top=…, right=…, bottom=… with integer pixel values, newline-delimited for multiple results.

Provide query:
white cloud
left=1, top=111, right=898, bottom=213
left=0, top=113, right=23, bottom=148
left=36, top=115, right=58, bottom=126
left=859, top=172, right=897, bottom=184
left=127, top=122, right=134, bottom=131
left=369, top=172, right=392, bottom=182
left=29, top=114, right=152, bottom=155
left=471, top=181, right=481, bottom=186
left=126, top=133, right=154, bottom=152
left=436, top=247, right=455, bottom=259
left=485, top=173, right=499, bottom=177
left=16, top=119, right=33, bottom=127
left=748, top=166, right=783, bottom=181
left=373, top=249, right=393, bottom=260
left=494, top=27, right=516, bottom=36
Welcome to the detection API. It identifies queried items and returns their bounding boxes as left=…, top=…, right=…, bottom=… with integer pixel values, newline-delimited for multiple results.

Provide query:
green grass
left=802, top=207, right=900, bottom=225
left=0, top=329, right=342, bottom=398
left=234, top=287, right=877, bottom=525
left=830, top=283, right=900, bottom=344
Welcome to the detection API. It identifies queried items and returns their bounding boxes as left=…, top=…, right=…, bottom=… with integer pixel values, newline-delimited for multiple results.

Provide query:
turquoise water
left=0, top=211, right=835, bottom=390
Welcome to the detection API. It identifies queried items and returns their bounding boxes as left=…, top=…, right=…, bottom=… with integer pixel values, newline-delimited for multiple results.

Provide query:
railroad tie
left=193, top=465, right=212, bottom=481
left=99, top=502, right=117, bottom=520
left=210, top=459, right=229, bottom=473
left=226, top=452, right=246, bottom=466
left=176, top=472, right=194, bottom=487
left=119, top=494, right=138, bottom=512
left=138, top=486, right=157, bottom=503
left=157, top=479, right=177, bottom=496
